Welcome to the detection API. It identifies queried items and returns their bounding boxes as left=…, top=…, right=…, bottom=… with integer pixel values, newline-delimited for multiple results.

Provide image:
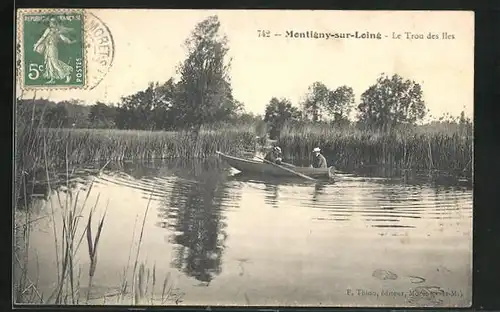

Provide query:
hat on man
left=313, top=147, right=321, bottom=152
left=274, top=146, right=282, bottom=153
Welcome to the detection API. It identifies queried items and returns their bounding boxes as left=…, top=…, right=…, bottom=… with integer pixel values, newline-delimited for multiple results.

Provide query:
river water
left=17, top=158, right=473, bottom=307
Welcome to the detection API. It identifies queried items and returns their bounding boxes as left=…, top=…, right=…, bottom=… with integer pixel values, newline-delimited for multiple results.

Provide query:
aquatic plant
left=13, top=158, right=183, bottom=305
left=278, top=122, right=473, bottom=176
left=24, top=126, right=256, bottom=167
left=14, top=98, right=257, bottom=207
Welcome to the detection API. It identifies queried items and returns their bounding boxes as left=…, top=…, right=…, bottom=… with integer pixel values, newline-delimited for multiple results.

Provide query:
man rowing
left=264, top=146, right=283, bottom=165
left=311, top=147, right=327, bottom=168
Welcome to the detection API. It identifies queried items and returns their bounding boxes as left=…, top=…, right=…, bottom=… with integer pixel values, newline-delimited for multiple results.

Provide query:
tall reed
left=14, top=139, right=182, bottom=305
left=278, top=123, right=473, bottom=175
left=29, top=125, right=256, bottom=168
left=13, top=160, right=183, bottom=305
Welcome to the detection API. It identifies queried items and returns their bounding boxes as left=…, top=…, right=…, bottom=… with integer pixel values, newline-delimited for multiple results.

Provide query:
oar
left=255, top=156, right=317, bottom=182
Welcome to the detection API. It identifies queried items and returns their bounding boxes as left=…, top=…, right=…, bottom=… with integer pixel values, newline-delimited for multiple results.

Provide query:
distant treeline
left=15, top=14, right=474, bottom=206
left=16, top=15, right=471, bottom=139
left=16, top=95, right=262, bottom=130
left=16, top=76, right=472, bottom=139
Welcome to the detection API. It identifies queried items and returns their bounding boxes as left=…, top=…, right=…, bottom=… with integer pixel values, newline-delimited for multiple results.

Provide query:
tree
left=115, top=81, right=172, bottom=130
left=357, top=73, right=426, bottom=131
left=59, top=99, right=90, bottom=128
left=17, top=98, right=56, bottom=127
left=236, top=111, right=261, bottom=124
left=213, top=97, right=243, bottom=122
left=45, top=103, right=69, bottom=127
left=115, top=106, right=135, bottom=130
left=88, top=101, right=117, bottom=128
left=326, top=85, right=355, bottom=123
left=116, top=87, right=149, bottom=130
left=174, top=15, right=235, bottom=131
left=264, top=97, right=301, bottom=139
left=301, top=82, right=329, bottom=122
left=151, top=78, right=178, bottom=130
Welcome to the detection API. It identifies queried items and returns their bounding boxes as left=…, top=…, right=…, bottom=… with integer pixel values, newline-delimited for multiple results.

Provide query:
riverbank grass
left=33, top=126, right=258, bottom=165
left=278, top=123, right=472, bottom=174
left=13, top=161, right=183, bottom=305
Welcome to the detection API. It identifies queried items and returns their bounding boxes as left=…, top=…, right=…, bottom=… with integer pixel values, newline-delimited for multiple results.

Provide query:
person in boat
left=311, top=147, right=328, bottom=168
left=264, top=146, right=283, bottom=165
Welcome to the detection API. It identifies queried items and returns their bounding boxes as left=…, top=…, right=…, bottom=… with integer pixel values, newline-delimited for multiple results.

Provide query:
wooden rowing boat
left=217, top=151, right=335, bottom=179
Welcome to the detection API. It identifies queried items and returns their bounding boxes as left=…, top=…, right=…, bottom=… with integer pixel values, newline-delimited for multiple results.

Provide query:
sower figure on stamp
left=34, top=17, right=76, bottom=84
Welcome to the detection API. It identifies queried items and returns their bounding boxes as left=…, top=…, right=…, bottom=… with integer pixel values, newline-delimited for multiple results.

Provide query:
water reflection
left=299, top=171, right=472, bottom=236
left=15, top=165, right=99, bottom=211
left=18, top=159, right=472, bottom=306
left=56, top=159, right=239, bottom=284
left=263, top=183, right=279, bottom=208
left=312, top=182, right=327, bottom=202
left=157, top=160, right=236, bottom=284
left=353, top=165, right=472, bottom=189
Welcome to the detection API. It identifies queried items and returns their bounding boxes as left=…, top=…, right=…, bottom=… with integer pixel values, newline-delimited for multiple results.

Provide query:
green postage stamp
left=17, top=8, right=115, bottom=90
left=18, top=9, right=86, bottom=88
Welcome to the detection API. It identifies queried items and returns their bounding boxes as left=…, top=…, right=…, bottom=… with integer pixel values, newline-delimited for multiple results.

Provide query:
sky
left=17, top=9, right=474, bottom=120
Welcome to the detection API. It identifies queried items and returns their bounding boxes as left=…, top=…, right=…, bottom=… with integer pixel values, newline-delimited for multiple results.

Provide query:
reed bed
left=278, top=123, right=473, bottom=175
left=25, top=126, right=257, bottom=168
left=14, top=101, right=258, bottom=208
left=14, top=105, right=184, bottom=303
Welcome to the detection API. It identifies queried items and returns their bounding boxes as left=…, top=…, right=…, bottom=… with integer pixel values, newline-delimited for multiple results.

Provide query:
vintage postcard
left=14, top=9, right=473, bottom=307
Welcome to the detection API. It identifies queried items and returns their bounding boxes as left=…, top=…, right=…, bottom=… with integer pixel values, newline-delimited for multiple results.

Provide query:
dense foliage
left=16, top=15, right=471, bottom=137
left=15, top=14, right=472, bottom=176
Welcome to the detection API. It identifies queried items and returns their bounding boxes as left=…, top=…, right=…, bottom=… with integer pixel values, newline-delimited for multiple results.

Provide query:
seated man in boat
left=264, top=146, right=283, bottom=165
left=311, top=147, right=328, bottom=168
